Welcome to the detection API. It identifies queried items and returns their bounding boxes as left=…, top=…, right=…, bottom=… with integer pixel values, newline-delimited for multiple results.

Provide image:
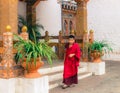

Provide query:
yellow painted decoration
left=22, top=26, right=27, bottom=32
left=84, top=30, right=88, bottom=33
left=90, top=29, right=94, bottom=33
left=6, top=25, right=11, bottom=32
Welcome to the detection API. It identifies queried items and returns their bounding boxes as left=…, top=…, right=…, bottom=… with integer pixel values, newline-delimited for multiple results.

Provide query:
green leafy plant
left=88, top=40, right=113, bottom=56
left=14, top=34, right=57, bottom=66
left=18, top=15, right=44, bottom=43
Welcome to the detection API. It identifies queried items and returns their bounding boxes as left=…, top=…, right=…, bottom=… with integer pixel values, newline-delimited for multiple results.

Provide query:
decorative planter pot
left=90, top=50, right=104, bottom=63
left=74, top=0, right=89, bottom=3
left=22, top=58, right=44, bottom=78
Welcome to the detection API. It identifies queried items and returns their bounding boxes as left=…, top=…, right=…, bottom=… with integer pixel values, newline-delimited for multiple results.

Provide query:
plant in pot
left=88, top=40, right=113, bottom=62
left=14, top=34, right=57, bottom=78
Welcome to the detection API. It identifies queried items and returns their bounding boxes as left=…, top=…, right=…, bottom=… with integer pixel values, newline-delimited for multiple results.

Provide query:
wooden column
left=26, top=0, right=44, bottom=25
left=89, top=30, right=94, bottom=43
left=75, top=0, right=89, bottom=36
left=26, top=0, right=42, bottom=25
left=83, top=30, right=89, bottom=61
left=75, top=0, right=89, bottom=61
left=58, top=31, right=64, bottom=59
left=44, top=31, right=50, bottom=42
left=0, top=0, right=18, bottom=35
left=26, top=3, right=36, bottom=25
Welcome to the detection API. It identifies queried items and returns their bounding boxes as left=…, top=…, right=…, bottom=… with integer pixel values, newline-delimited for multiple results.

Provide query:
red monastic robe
left=63, top=43, right=81, bottom=85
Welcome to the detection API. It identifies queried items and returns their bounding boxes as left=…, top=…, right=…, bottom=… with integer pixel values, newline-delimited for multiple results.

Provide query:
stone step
left=38, top=64, right=92, bottom=90
left=49, top=72, right=93, bottom=90
left=48, top=67, right=87, bottom=82
left=39, top=65, right=87, bottom=75
left=38, top=65, right=63, bottom=75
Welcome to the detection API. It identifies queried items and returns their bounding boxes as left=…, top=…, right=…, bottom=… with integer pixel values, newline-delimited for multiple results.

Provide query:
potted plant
left=88, top=40, right=113, bottom=62
left=14, top=34, right=56, bottom=78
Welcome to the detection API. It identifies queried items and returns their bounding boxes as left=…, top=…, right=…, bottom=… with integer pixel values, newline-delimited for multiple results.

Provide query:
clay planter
left=74, top=0, right=89, bottom=3
left=22, top=58, right=44, bottom=78
left=90, top=50, right=104, bottom=63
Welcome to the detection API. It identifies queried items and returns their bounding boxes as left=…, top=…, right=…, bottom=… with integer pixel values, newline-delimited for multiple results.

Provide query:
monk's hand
left=69, top=54, right=75, bottom=58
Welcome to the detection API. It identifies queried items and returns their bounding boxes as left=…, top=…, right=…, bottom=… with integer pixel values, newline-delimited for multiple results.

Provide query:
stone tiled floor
left=50, top=60, right=120, bottom=93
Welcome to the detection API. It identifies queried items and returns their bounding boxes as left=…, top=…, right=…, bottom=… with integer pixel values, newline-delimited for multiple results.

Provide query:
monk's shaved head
left=68, top=35, right=75, bottom=45
left=68, top=35, right=75, bottom=39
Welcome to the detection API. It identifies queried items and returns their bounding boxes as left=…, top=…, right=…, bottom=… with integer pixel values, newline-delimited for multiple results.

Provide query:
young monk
left=62, top=35, right=81, bottom=89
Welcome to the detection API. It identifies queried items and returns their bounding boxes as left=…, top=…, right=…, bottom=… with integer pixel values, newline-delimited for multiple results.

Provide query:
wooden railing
left=38, top=30, right=94, bottom=60
left=0, top=30, right=94, bottom=60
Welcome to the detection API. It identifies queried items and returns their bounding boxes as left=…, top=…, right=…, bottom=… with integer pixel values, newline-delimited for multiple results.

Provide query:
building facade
left=18, top=0, right=120, bottom=53
left=88, top=0, right=120, bottom=53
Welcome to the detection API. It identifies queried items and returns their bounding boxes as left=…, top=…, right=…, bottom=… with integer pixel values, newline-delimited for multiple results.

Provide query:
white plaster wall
left=88, top=0, right=120, bottom=52
left=36, top=0, right=62, bottom=36
left=18, top=1, right=26, bottom=18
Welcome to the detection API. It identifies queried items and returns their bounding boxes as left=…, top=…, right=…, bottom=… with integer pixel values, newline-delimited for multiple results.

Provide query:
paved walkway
left=50, top=60, right=120, bottom=93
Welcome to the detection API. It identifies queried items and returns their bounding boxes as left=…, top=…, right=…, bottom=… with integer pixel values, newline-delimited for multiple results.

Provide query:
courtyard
left=0, top=0, right=120, bottom=93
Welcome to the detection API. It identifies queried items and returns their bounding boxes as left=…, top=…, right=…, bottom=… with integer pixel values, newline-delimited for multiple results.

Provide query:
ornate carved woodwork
left=62, top=1, right=77, bottom=36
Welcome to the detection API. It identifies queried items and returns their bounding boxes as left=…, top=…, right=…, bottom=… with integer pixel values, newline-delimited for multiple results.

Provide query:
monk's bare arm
left=69, top=54, right=75, bottom=58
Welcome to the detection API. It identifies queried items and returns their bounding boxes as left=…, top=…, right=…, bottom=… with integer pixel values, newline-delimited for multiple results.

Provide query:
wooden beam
left=32, top=0, right=41, bottom=8
left=33, top=0, right=46, bottom=8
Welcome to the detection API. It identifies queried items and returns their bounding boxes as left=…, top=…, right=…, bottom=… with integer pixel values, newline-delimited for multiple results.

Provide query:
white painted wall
left=18, top=1, right=26, bottom=18
left=36, top=0, right=62, bottom=36
left=88, top=0, right=120, bottom=52
left=18, top=0, right=120, bottom=52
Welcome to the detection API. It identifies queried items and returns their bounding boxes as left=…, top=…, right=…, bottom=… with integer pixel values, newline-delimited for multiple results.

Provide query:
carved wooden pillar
left=88, top=30, right=94, bottom=61
left=26, top=3, right=36, bottom=25
left=58, top=31, right=64, bottom=59
left=75, top=0, right=89, bottom=36
left=0, top=0, right=18, bottom=35
left=89, top=30, right=94, bottom=43
left=75, top=0, right=89, bottom=61
left=26, top=0, right=43, bottom=25
left=20, top=26, right=29, bottom=40
left=44, top=31, right=50, bottom=42
left=83, top=30, right=89, bottom=61
left=59, top=31, right=64, bottom=43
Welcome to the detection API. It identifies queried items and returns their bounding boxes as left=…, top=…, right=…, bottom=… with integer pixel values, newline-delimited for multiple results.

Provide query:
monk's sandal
left=62, top=84, right=70, bottom=89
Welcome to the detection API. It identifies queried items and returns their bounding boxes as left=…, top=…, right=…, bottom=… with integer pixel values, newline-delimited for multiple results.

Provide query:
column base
left=88, top=62, right=106, bottom=75
left=16, top=76, right=49, bottom=93
left=0, top=76, right=49, bottom=93
left=0, top=78, right=16, bottom=93
left=81, top=62, right=106, bottom=75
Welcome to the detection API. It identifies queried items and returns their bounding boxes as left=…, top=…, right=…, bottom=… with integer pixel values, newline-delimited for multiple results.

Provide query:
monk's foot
left=62, top=84, right=70, bottom=89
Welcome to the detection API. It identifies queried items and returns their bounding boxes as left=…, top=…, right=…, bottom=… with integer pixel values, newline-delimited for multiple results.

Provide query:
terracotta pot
left=22, top=58, right=44, bottom=78
left=90, top=50, right=103, bottom=63
left=74, top=0, right=89, bottom=3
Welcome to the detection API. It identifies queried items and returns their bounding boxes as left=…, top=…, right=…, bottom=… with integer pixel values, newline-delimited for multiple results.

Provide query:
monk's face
left=68, top=38, right=75, bottom=45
